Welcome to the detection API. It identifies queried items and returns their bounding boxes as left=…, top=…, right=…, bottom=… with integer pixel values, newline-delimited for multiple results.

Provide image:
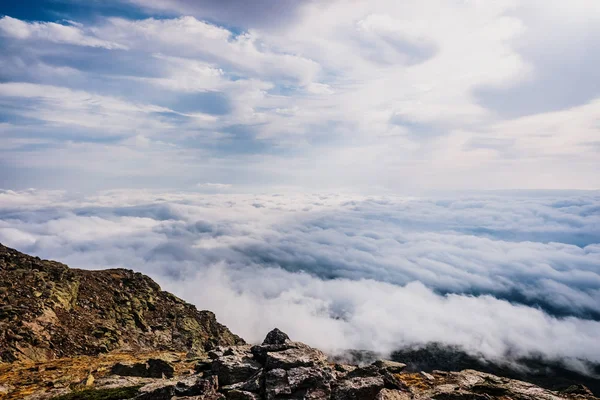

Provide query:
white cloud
left=0, top=16, right=126, bottom=49
left=0, top=1, right=599, bottom=191
left=98, top=17, right=321, bottom=86
left=0, top=82, right=181, bottom=134
left=0, top=189, right=599, bottom=367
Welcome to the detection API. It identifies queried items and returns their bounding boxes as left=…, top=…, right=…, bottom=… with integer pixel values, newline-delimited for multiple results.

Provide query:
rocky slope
left=0, top=243, right=243, bottom=363
left=4, top=328, right=597, bottom=400
left=0, top=244, right=598, bottom=400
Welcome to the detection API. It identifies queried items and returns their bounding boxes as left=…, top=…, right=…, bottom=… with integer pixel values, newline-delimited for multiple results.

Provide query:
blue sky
left=0, top=0, right=599, bottom=192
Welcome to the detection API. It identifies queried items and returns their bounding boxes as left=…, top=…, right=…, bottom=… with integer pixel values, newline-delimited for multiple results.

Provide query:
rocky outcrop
left=1, top=331, right=599, bottom=400
left=115, top=329, right=597, bottom=400
left=389, top=343, right=600, bottom=395
left=0, top=243, right=244, bottom=363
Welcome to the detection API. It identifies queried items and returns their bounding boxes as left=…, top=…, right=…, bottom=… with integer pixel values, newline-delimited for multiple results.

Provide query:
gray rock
left=226, top=389, right=261, bottom=400
left=262, top=328, right=291, bottom=345
left=265, top=368, right=292, bottom=400
left=372, top=360, right=407, bottom=374
left=333, top=376, right=385, bottom=400
left=287, top=366, right=334, bottom=390
left=136, top=375, right=220, bottom=400
left=223, top=370, right=264, bottom=393
left=250, top=343, right=296, bottom=364
left=211, top=346, right=262, bottom=386
left=347, top=365, right=382, bottom=379
left=111, top=358, right=174, bottom=378
left=136, top=379, right=180, bottom=400
left=375, top=389, right=411, bottom=400
left=264, top=343, right=328, bottom=370
left=335, top=364, right=358, bottom=374
left=212, top=354, right=262, bottom=386
left=195, top=358, right=214, bottom=373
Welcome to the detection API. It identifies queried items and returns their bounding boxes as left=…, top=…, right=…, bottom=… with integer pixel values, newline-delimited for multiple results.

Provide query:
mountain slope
left=0, top=243, right=244, bottom=363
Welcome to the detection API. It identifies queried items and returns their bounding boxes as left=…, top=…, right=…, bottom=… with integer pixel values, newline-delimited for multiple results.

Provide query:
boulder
left=375, top=389, right=411, bottom=400
left=265, top=368, right=292, bottom=400
left=136, top=375, right=220, bottom=400
left=333, top=376, right=385, bottom=400
left=262, top=328, right=291, bottom=345
left=372, top=360, right=407, bottom=373
left=195, top=358, right=214, bottom=373
left=223, top=370, right=263, bottom=393
left=287, top=366, right=334, bottom=391
left=212, top=354, right=262, bottom=386
left=263, top=343, right=328, bottom=370
left=111, top=358, right=174, bottom=378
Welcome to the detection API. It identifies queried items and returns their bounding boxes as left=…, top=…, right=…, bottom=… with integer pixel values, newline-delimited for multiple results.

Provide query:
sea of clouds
left=0, top=189, right=599, bottom=371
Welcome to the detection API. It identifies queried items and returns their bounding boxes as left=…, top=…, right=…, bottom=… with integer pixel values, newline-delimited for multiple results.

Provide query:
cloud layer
left=1, top=189, right=598, bottom=369
left=1, top=0, right=599, bottom=191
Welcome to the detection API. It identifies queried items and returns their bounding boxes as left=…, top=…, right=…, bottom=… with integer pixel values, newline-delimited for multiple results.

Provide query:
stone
left=380, top=371, right=407, bottom=391
left=265, top=368, right=292, bottom=400
left=224, top=370, right=263, bottom=393
left=372, top=360, right=407, bottom=373
left=375, top=389, right=411, bottom=400
left=287, top=366, right=334, bottom=390
left=195, top=358, right=214, bottom=373
left=212, top=354, right=262, bottom=386
left=420, top=371, right=435, bottom=381
left=262, top=328, right=291, bottom=345
left=561, top=384, right=594, bottom=396
left=136, top=375, right=220, bottom=400
left=263, top=343, right=328, bottom=370
left=136, top=379, right=179, bottom=400
left=226, top=389, right=261, bottom=400
left=335, top=364, right=358, bottom=374
left=250, top=343, right=294, bottom=364
left=333, top=376, right=385, bottom=400
left=347, top=365, right=382, bottom=379
left=111, top=358, right=174, bottom=378
left=147, top=358, right=175, bottom=378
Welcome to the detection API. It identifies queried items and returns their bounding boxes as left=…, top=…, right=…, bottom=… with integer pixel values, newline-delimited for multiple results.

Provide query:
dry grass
left=0, top=351, right=194, bottom=400
left=395, top=373, right=432, bottom=392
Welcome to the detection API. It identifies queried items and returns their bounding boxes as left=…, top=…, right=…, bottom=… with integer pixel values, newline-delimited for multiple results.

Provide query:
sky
left=0, top=0, right=599, bottom=377
left=0, top=0, right=599, bottom=192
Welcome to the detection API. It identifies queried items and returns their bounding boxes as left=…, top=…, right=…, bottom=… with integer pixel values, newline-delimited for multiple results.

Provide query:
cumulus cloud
left=1, top=1, right=599, bottom=190
left=97, top=16, right=321, bottom=86
left=0, top=189, right=599, bottom=369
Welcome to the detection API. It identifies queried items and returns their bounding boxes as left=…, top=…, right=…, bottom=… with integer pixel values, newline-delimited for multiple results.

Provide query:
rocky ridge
left=0, top=243, right=243, bottom=363
left=12, top=328, right=596, bottom=400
